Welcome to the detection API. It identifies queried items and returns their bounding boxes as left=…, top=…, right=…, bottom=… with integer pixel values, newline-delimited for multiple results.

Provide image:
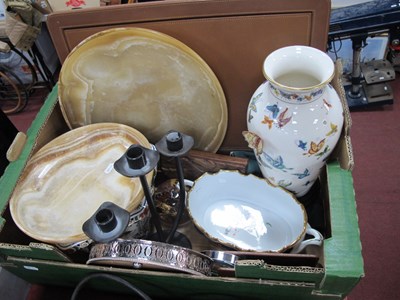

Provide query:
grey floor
left=0, top=268, right=30, bottom=300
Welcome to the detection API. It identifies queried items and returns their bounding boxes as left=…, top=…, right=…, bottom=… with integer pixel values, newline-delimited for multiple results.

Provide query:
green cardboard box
left=0, top=82, right=364, bottom=300
left=0, top=1, right=363, bottom=298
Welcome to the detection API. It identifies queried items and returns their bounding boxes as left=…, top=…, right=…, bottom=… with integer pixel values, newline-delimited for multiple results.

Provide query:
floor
left=344, top=78, right=400, bottom=299
left=1, top=74, right=400, bottom=299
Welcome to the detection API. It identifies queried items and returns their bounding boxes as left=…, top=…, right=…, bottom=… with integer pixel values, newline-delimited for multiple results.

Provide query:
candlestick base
left=148, top=230, right=192, bottom=249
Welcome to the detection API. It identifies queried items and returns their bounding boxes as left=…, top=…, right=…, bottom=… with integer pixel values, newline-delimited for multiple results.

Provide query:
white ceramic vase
left=245, top=45, right=344, bottom=197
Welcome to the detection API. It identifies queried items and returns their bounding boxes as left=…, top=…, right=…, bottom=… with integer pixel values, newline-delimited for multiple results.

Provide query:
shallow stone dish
left=9, top=123, right=154, bottom=245
left=58, top=27, right=227, bottom=152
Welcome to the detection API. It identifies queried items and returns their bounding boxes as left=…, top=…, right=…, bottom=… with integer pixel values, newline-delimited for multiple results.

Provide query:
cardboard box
left=0, top=86, right=363, bottom=299
left=0, top=1, right=364, bottom=298
left=0, top=61, right=363, bottom=299
left=48, top=0, right=100, bottom=11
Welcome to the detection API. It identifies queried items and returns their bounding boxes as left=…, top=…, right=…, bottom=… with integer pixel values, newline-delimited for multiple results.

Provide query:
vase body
left=246, top=46, right=344, bottom=197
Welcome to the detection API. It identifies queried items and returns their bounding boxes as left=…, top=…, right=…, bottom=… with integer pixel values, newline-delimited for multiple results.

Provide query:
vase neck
left=269, top=82, right=326, bottom=104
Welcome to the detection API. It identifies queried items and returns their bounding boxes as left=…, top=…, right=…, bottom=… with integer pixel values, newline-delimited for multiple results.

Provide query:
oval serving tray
left=59, top=27, right=227, bottom=152
left=9, top=123, right=154, bottom=245
left=187, top=170, right=307, bottom=252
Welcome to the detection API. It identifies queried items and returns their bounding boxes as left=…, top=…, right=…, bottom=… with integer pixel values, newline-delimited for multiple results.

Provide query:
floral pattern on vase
left=245, top=46, right=344, bottom=197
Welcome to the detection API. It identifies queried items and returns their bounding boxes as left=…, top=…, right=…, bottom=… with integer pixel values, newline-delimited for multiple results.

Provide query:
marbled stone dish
left=9, top=123, right=154, bottom=245
left=58, top=27, right=227, bottom=152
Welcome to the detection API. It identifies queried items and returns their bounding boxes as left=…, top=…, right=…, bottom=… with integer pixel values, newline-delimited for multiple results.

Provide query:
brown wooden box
left=47, top=0, right=331, bottom=151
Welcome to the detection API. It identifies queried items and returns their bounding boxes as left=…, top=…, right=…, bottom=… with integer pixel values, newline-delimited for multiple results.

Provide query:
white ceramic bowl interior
left=187, top=170, right=307, bottom=252
left=263, top=45, right=334, bottom=89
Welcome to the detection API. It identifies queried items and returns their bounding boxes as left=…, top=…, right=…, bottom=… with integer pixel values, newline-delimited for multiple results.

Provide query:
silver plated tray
left=87, top=239, right=212, bottom=276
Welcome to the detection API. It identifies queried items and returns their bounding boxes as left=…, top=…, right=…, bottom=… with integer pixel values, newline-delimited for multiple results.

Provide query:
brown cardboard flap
left=337, top=135, right=354, bottom=171
left=160, top=149, right=249, bottom=180
left=47, top=0, right=331, bottom=151
left=235, top=260, right=324, bottom=283
left=330, top=60, right=354, bottom=171
left=332, top=59, right=352, bottom=136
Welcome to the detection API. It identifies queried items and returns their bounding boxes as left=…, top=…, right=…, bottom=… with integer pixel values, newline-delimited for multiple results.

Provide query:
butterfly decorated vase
left=245, top=45, right=344, bottom=197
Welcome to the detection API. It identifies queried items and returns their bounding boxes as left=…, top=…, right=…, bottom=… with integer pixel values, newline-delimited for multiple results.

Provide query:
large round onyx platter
left=58, top=27, right=228, bottom=152
left=9, top=123, right=154, bottom=249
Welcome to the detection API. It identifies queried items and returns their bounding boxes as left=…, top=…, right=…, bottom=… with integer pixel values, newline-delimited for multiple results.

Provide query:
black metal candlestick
left=155, top=131, right=194, bottom=246
left=114, top=131, right=193, bottom=247
left=114, top=144, right=164, bottom=242
left=82, top=201, right=130, bottom=243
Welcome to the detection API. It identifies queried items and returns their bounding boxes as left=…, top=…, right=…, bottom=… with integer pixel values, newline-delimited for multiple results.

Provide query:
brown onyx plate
left=9, top=123, right=154, bottom=245
left=58, top=27, right=227, bottom=152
